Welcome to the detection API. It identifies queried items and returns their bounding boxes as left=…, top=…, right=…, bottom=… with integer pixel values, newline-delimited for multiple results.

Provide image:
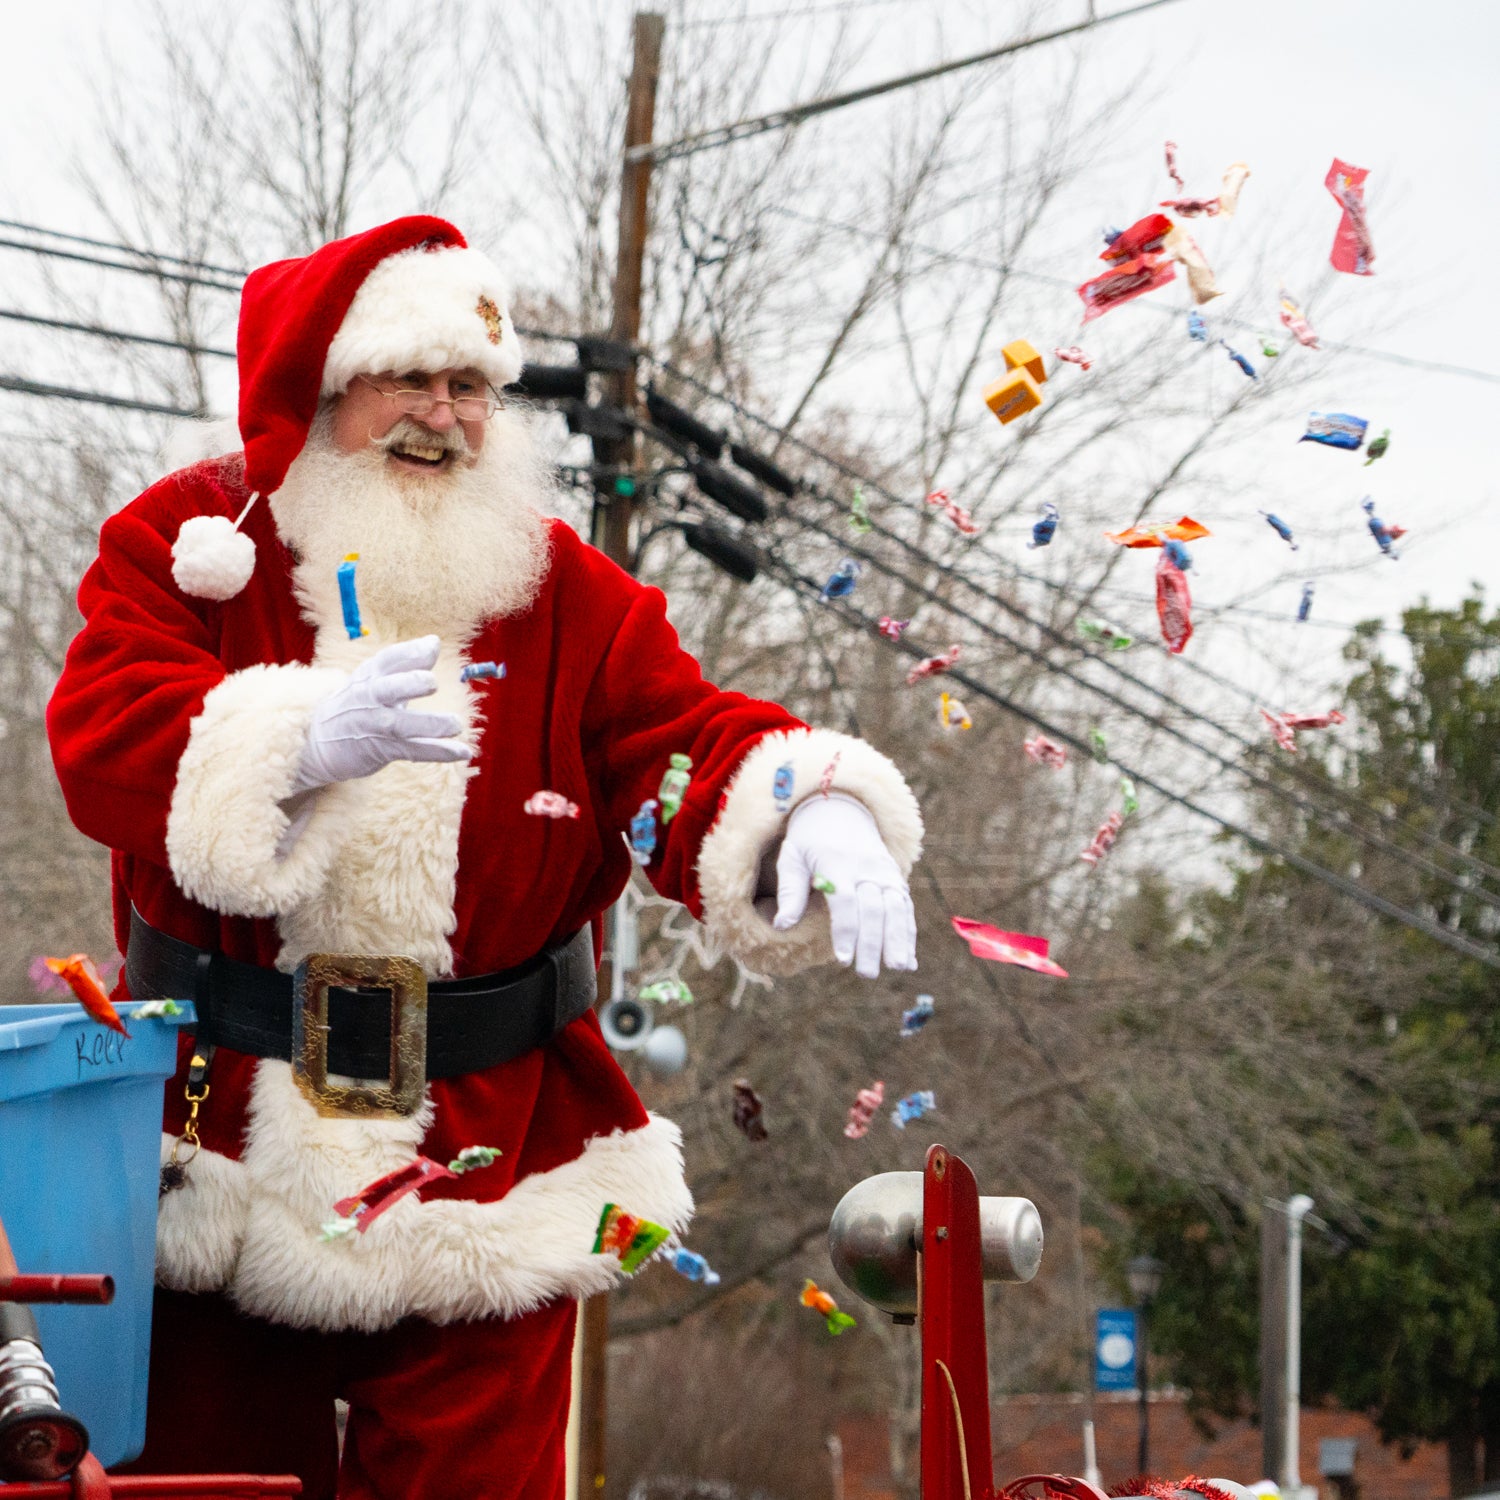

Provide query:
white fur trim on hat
left=321, top=244, right=525, bottom=395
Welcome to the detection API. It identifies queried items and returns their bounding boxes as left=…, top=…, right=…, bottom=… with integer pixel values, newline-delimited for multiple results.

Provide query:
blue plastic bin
left=0, top=1001, right=194, bottom=1470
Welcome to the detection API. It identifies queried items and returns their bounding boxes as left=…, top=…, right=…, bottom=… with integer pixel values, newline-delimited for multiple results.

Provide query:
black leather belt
left=125, top=908, right=596, bottom=1082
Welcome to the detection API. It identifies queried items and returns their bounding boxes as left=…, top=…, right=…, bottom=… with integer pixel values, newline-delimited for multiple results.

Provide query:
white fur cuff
left=165, top=662, right=364, bottom=917
left=695, top=728, right=923, bottom=976
left=156, top=1134, right=251, bottom=1294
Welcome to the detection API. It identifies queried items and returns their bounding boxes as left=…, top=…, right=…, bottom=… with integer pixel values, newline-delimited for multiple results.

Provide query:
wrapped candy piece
left=669, top=1247, right=720, bottom=1286
left=1163, top=539, right=1192, bottom=571
left=629, top=798, right=659, bottom=865
left=812, top=874, right=837, bottom=895
left=1101, top=213, right=1175, bottom=262
left=818, top=752, right=841, bottom=796
left=1326, top=158, right=1375, bottom=275
left=821, top=559, right=861, bottom=600
left=1262, top=708, right=1347, bottom=753
left=1219, top=162, right=1251, bottom=216
left=1261, top=513, right=1298, bottom=550
left=325, top=1156, right=460, bottom=1238
left=1077, top=254, right=1176, bottom=322
left=1278, top=287, right=1320, bottom=349
left=900, top=994, right=935, bottom=1037
left=773, top=761, right=795, bottom=812
left=1165, top=140, right=1185, bottom=193
left=44, top=954, right=130, bottom=1038
left=1078, top=620, right=1133, bottom=650
left=1297, top=582, right=1316, bottom=623
left=1024, top=733, right=1068, bottom=769
left=1028, top=501, right=1060, bottom=549
left=1120, top=777, right=1140, bottom=817
left=337, top=553, right=367, bottom=640
left=844, top=1080, right=886, bottom=1139
left=878, top=615, right=910, bottom=641
left=1156, top=548, right=1193, bottom=654
left=1362, top=497, right=1403, bottom=559
left=939, top=692, right=972, bottom=731
left=1187, top=310, right=1209, bottom=342
left=983, top=369, right=1043, bottom=424
left=951, top=916, right=1069, bottom=978
left=925, top=489, right=979, bottom=535
left=1053, top=346, right=1092, bottom=371
left=593, top=1203, right=672, bottom=1274
left=132, top=999, right=184, bottom=1020
left=1105, top=516, right=1211, bottom=549
left=891, top=1090, right=937, bottom=1129
left=1300, top=412, right=1367, bottom=450
left=524, top=790, right=581, bottom=819
left=638, top=978, right=694, bottom=1004
left=448, top=1145, right=502, bottom=1174
left=801, top=1279, right=857, bottom=1335
left=849, top=486, right=872, bottom=535
left=1159, top=196, right=1221, bottom=218
left=461, top=660, right=505, bottom=683
left=907, top=644, right=962, bottom=684
left=1364, top=429, right=1391, bottom=466
left=1079, top=810, right=1125, bottom=867
left=1089, top=727, right=1109, bottom=763
left=1261, top=335, right=1281, bottom=358
left=1220, top=340, right=1256, bottom=379
left=657, top=753, right=693, bottom=823
left=732, top=1079, right=769, bottom=1142
left=1164, top=224, right=1221, bottom=304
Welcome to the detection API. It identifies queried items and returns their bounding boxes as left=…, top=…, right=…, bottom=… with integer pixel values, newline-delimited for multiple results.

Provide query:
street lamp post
left=1127, top=1254, right=1166, bottom=1477
left=1283, top=1196, right=1315, bottom=1497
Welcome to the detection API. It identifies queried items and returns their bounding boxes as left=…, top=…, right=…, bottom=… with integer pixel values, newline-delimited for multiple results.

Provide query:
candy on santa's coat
left=812, top=874, right=838, bottom=894
left=849, top=486, right=873, bottom=535
left=732, top=1078, right=769, bottom=1142
left=951, top=916, right=1069, bottom=978
left=940, top=691, right=972, bottom=731
left=1077, top=254, right=1176, bottom=322
left=1278, top=287, right=1320, bottom=349
left=170, top=513, right=257, bottom=601
left=925, top=489, right=979, bottom=535
left=132, top=999, right=184, bottom=1019
left=900, top=994, right=935, bottom=1037
left=658, top=753, right=693, bottom=822
left=461, top=660, right=505, bottom=682
left=44, top=954, right=130, bottom=1038
left=1105, top=516, right=1211, bottom=549
left=1300, top=412, right=1368, bottom=450
left=1079, top=810, right=1125, bottom=867
left=819, top=751, right=842, bottom=797
left=773, top=761, right=795, bottom=812
left=320, top=1216, right=360, bottom=1241
left=1028, top=501, right=1060, bottom=549
left=1078, top=620, right=1133, bottom=650
left=1120, top=777, right=1140, bottom=817
left=1187, top=310, right=1209, bottom=342
left=1156, top=548, right=1193, bottom=654
left=1326, top=158, right=1375, bottom=275
left=629, top=798, right=659, bottom=865
left=670, top=1247, right=720, bottom=1286
left=325, top=1156, right=460, bottom=1240
left=821, top=559, right=861, bottom=600
left=1089, top=727, right=1109, bottom=763
left=1023, top=733, right=1068, bottom=769
left=448, top=1145, right=503, bottom=1173
left=878, top=615, right=911, bottom=641
left=983, top=367, right=1043, bottom=423
left=1362, top=497, right=1403, bottom=559
left=639, top=978, right=694, bottom=1005
left=801, top=1279, right=857, bottom=1334
left=1219, top=161, right=1251, bottom=215
left=524, top=790, right=581, bottom=819
left=891, top=1090, right=937, bottom=1129
left=593, top=1202, right=671, bottom=1274
left=906, top=644, right=962, bottom=684
left=844, top=1080, right=885, bottom=1139
left=1364, top=429, right=1391, bottom=466
left=1262, top=707, right=1347, bottom=753
left=1163, top=538, right=1193, bottom=571
left=1261, top=512, right=1298, bottom=549
left=1054, top=346, right=1093, bottom=371
left=1297, top=582, right=1316, bottom=622
left=1220, top=340, right=1257, bottom=379
left=337, top=554, right=367, bottom=640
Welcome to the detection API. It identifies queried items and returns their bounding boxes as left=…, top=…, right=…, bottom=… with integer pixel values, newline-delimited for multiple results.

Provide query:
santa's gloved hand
left=773, top=793, right=917, bottom=978
left=289, top=635, right=471, bottom=796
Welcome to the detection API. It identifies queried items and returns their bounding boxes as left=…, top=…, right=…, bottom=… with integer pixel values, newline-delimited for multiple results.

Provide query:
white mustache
left=375, top=417, right=470, bottom=458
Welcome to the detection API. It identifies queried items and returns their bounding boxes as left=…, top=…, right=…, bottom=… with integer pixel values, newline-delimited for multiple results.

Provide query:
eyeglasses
left=356, top=374, right=502, bottom=421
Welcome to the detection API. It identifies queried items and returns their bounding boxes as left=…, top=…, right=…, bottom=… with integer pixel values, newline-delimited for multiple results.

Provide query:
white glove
left=773, top=793, right=917, bottom=979
left=289, top=635, right=472, bottom=796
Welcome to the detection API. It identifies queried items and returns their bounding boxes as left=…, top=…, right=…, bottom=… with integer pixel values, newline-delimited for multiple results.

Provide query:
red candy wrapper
left=332, top=1156, right=457, bottom=1233
left=1077, top=255, right=1176, bottom=323
left=951, top=917, right=1068, bottom=978
left=1159, top=196, right=1221, bottom=218
left=1079, top=811, right=1124, bottom=868
left=1325, top=158, right=1375, bottom=276
left=1156, top=549, right=1193, bottom=654
left=1164, top=139, right=1185, bottom=193
left=1101, top=213, right=1175, bottom=262
left=44, top=954, right=130, bottom=1038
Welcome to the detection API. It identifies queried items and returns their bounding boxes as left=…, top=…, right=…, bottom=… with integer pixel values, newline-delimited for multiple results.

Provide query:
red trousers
left=114, top=1288, right=577, bottom=1499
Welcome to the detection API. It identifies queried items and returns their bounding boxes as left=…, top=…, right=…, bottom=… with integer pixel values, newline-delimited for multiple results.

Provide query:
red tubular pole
left=0, top=1274, right=115, bottom=1305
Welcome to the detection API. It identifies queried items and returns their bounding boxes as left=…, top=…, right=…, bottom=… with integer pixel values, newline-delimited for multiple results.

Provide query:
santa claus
left=45, top=216, right=922, bottom=1498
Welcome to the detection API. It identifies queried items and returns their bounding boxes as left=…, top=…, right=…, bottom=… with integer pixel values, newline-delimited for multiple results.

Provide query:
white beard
left=269, top=405, right=552, bottom=642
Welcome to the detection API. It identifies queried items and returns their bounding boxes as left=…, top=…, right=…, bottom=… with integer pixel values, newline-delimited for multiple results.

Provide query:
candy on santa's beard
left=337, top=554, right=367, bottom=640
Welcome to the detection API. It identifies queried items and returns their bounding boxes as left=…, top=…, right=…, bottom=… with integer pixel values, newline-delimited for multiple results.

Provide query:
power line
left=0, top=218, right=247, bottom=278
left=677, top=0, right=914, bottom=27
left=0, top=308, right=235, bottom=360
left=0, top=235, right=243, bottom=293
left=0, top=375, right=204, bottom=420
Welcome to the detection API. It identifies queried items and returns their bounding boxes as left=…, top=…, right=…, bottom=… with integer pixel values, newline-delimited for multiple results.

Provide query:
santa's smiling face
left=330, top=366, right=494, bottom=476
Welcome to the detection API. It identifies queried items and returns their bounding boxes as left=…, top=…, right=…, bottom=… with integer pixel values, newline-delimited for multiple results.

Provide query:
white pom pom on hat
left=171, top=514, right=258, bottom=601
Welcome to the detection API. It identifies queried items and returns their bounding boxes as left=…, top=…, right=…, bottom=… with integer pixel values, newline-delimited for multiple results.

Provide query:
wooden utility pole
left=577, top=15, right=665, bottom=1500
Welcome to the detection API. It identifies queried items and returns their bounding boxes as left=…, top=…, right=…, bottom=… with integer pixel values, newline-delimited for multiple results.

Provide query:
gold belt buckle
left=291, top=953, right=428, bottom=1118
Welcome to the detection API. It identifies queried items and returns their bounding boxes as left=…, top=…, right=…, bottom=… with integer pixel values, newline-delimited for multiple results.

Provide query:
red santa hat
left=171, top=214, right=525, bottom=601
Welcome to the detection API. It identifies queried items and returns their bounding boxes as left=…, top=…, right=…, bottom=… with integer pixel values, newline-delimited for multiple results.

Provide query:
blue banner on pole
left=1095, top=1308, right=1138, bottom=1391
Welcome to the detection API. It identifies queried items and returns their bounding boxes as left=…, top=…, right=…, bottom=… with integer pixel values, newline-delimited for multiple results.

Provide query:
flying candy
left=821, top=559, right=861, bottom=600
left=1300, top=412, right=1368, bottom=450
left=983, top=340, right=1048, bottom=424
left=940, top=692, right=972, bottom=731
left=657, top=753, right=693, bottom=823
left=669, top=1248, right=720, bottom=1286
left=1160, top=196, right=1221, bottom=218
left=1053, top=346, right=1093, bottom=371
left=849, top=486, right=872, bottom=535
left=638, top=978, right=694, bottom=1005
left=1187, top=310, right=1209, bottom=342
left=900, top=995, right=935, bottom=1037
left=1102, top=214, right=1175, bottom=262
left=1278, top=287, right=1320, bottom=349
left=878, top=616, right=910, bottom=641
left=1024, top=733, right=1068, bottom=769
left=818, top=752, right=841, bottom=797
left=773, top=761, right=795, bottom=812
left=43, top=954, right=130, bottom=1038
left=1297, top=582, right=1316, bottom=623
left=1220, top=340, right=1257, bottom=379
left=907, top=644, right=962, bottom=684
left=1364, top=429, right=1391, bottom=466
left=1165, top=224, right=1221, bottom=304
left=1219, top=162, right=1251, bottom=216
left=1078, top=254, right=1176, bottom=322
left=1120, top=778, right=1140, bottom=817
left=1362, top=497, right=1405, bottom=559
left=1089, top=727, right=1109, bottom=763
left=1163, top=538, right=1193, bottom=571
left=801, top=1279, right=857, bottom=1335
left=1079, top=811, right=1125, bottom=867
left=891, top=1090, right=937, bottom=1130
left=629, top=799, right=659, bottom=865
left=1078, top=620, right=1133, bottom=650
left=449, top=1146, right=502, bottom=1173
left=524, top=790, right=581, bottom=819
left=1262, top=708, right=1347, bottom=754
left=1028, top=501, right=1060, bottom=549
left=926, top=488, right=979, bottom=535
left=1156, top=548, right=1193, bottom=654
left=951, top=916, right=1069, bottom=978
left=1164, top=139, right=1185, bottom=193
left=1261, top=512, right=1298, bottom=550
left=732, top=1079, right=768, bottom=1142
left=844, top=1080, right=886, bottom=1139
left=1326, top=158, right=1375, bottom=275
left=1260, top=335, right=1281, bottom=358
left=1105, top=516, right=1211, bottom=549
left=593, top=1203, right=672, bottom=1275
left=461, top=660, right=505, bottom=683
